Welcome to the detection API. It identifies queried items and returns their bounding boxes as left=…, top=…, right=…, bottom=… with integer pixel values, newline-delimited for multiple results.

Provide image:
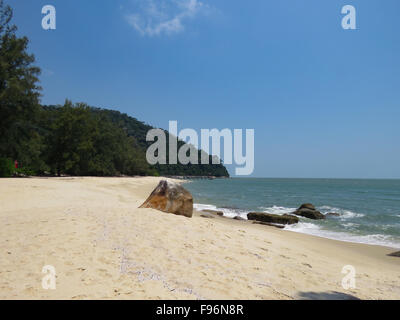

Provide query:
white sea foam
left=284, top=222, right=400, bottom=249
left=193, top=203, right=218, bottom=211
left=260, top=205, right=365, bottom=219
left=261, top=206, right=297, bottom=215
left=342, top=223, right=359, bottom=228
left=319, top=206, right=365, bottom=219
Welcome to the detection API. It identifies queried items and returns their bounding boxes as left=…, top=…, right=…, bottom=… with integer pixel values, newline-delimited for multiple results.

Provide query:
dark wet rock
left=299, top=203, right=316, bottom=210
left=293, top=204, right=326, bottom=220
left=202, top=209, right=224, bottom=217
left=326, top=212, right=341, bottom=217
left=140, top=180, right=193, bottom=218
left=247, top=212, right=299, bottom=225
left=200, top=214, right=215, bottom=219
left=233, top=216, right=245, bottom=221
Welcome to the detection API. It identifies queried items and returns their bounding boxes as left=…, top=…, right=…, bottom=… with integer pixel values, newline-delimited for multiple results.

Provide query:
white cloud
left=125, top=0, right=210, bottom=36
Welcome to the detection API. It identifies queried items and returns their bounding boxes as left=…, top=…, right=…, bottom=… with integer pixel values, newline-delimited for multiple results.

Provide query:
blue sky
left=8, top=0, right=400, bottom=178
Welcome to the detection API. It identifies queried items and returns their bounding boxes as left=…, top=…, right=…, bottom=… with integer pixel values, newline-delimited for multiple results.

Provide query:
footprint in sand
left=253, top=253, right=264, bottom=260
left=97, top=268, right=113, bottom=278
left=224, top=256, right=238, bottom=263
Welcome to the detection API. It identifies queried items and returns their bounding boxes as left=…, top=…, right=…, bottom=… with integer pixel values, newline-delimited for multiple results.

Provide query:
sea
left=184, top=178, right=400, bottom=249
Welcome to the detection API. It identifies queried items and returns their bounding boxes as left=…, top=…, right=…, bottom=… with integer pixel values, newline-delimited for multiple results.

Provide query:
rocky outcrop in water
left=292, top=203, right=326, bottom=220
left=326, top=212, right=341, bottom=217
left=140, top=180, right=193, bottom=218
left=247, top=212, right=299, bottom=225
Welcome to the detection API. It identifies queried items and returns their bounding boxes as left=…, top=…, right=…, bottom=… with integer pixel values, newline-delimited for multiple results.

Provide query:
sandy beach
left=0, top=177, right=399, bottom=300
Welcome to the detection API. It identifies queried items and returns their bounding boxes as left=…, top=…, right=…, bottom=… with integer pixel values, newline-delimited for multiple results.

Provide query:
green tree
left=46, top=101, right=97, bottom=176
left=0, top=157, right=13, bottom=177
left=0, top=0, right=42, bottom=170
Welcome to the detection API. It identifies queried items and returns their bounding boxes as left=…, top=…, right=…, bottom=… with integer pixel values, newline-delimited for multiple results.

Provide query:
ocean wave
left=342, top=222, right=359, bottom=228
left=318, top=206, right=365, bottom=219
left=260, top=206, right=297, bottom=215
left=260, top=205, right=365, bottom=219
left=284, top=222, right=400, bottom=249
left=193, top=203, right=218, bottom=211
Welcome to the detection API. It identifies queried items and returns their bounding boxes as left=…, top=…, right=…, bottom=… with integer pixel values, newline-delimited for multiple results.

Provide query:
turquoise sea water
left=185, top=178, right=400, bottom=249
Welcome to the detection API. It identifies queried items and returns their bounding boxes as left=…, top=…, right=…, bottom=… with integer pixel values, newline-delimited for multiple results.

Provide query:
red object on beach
left=14, top=160, right=18, bottom=169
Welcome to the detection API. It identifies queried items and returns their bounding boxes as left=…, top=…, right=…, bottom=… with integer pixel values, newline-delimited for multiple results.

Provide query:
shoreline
left=194, top=209, right=399, bottom=252
left=193, top=202, right=400, bottom=251
left=1, top=177, right=399, bottom=299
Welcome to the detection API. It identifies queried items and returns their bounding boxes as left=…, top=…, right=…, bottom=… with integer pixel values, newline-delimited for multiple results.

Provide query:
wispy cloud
left=124, top=0, right=211, bottom=36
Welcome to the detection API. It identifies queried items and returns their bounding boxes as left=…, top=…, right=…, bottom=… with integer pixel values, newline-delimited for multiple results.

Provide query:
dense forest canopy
left=0, top=1, right=229, bottom=178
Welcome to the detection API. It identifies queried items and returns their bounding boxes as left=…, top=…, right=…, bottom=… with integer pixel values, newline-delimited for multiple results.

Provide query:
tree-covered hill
left=39, top=104, right=230, bottom=178
left=91, top=107, right=229, bottom=177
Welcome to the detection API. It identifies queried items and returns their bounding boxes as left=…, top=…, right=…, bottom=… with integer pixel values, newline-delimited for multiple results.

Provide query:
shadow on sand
left=297, top=291, right=361, bottom=300
left=388, top=251, right=400, bottom=257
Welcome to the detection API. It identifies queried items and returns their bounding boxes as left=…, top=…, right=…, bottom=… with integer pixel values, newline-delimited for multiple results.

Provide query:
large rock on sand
left=247, top=212, right=299, bottom=225
left=293, top=203, right=326, bottom=220
left=140, top=180, right=193, bottom=218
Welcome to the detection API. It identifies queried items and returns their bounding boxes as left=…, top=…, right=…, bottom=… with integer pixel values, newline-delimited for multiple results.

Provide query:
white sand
left=0, top=177, right=399, bottom=300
